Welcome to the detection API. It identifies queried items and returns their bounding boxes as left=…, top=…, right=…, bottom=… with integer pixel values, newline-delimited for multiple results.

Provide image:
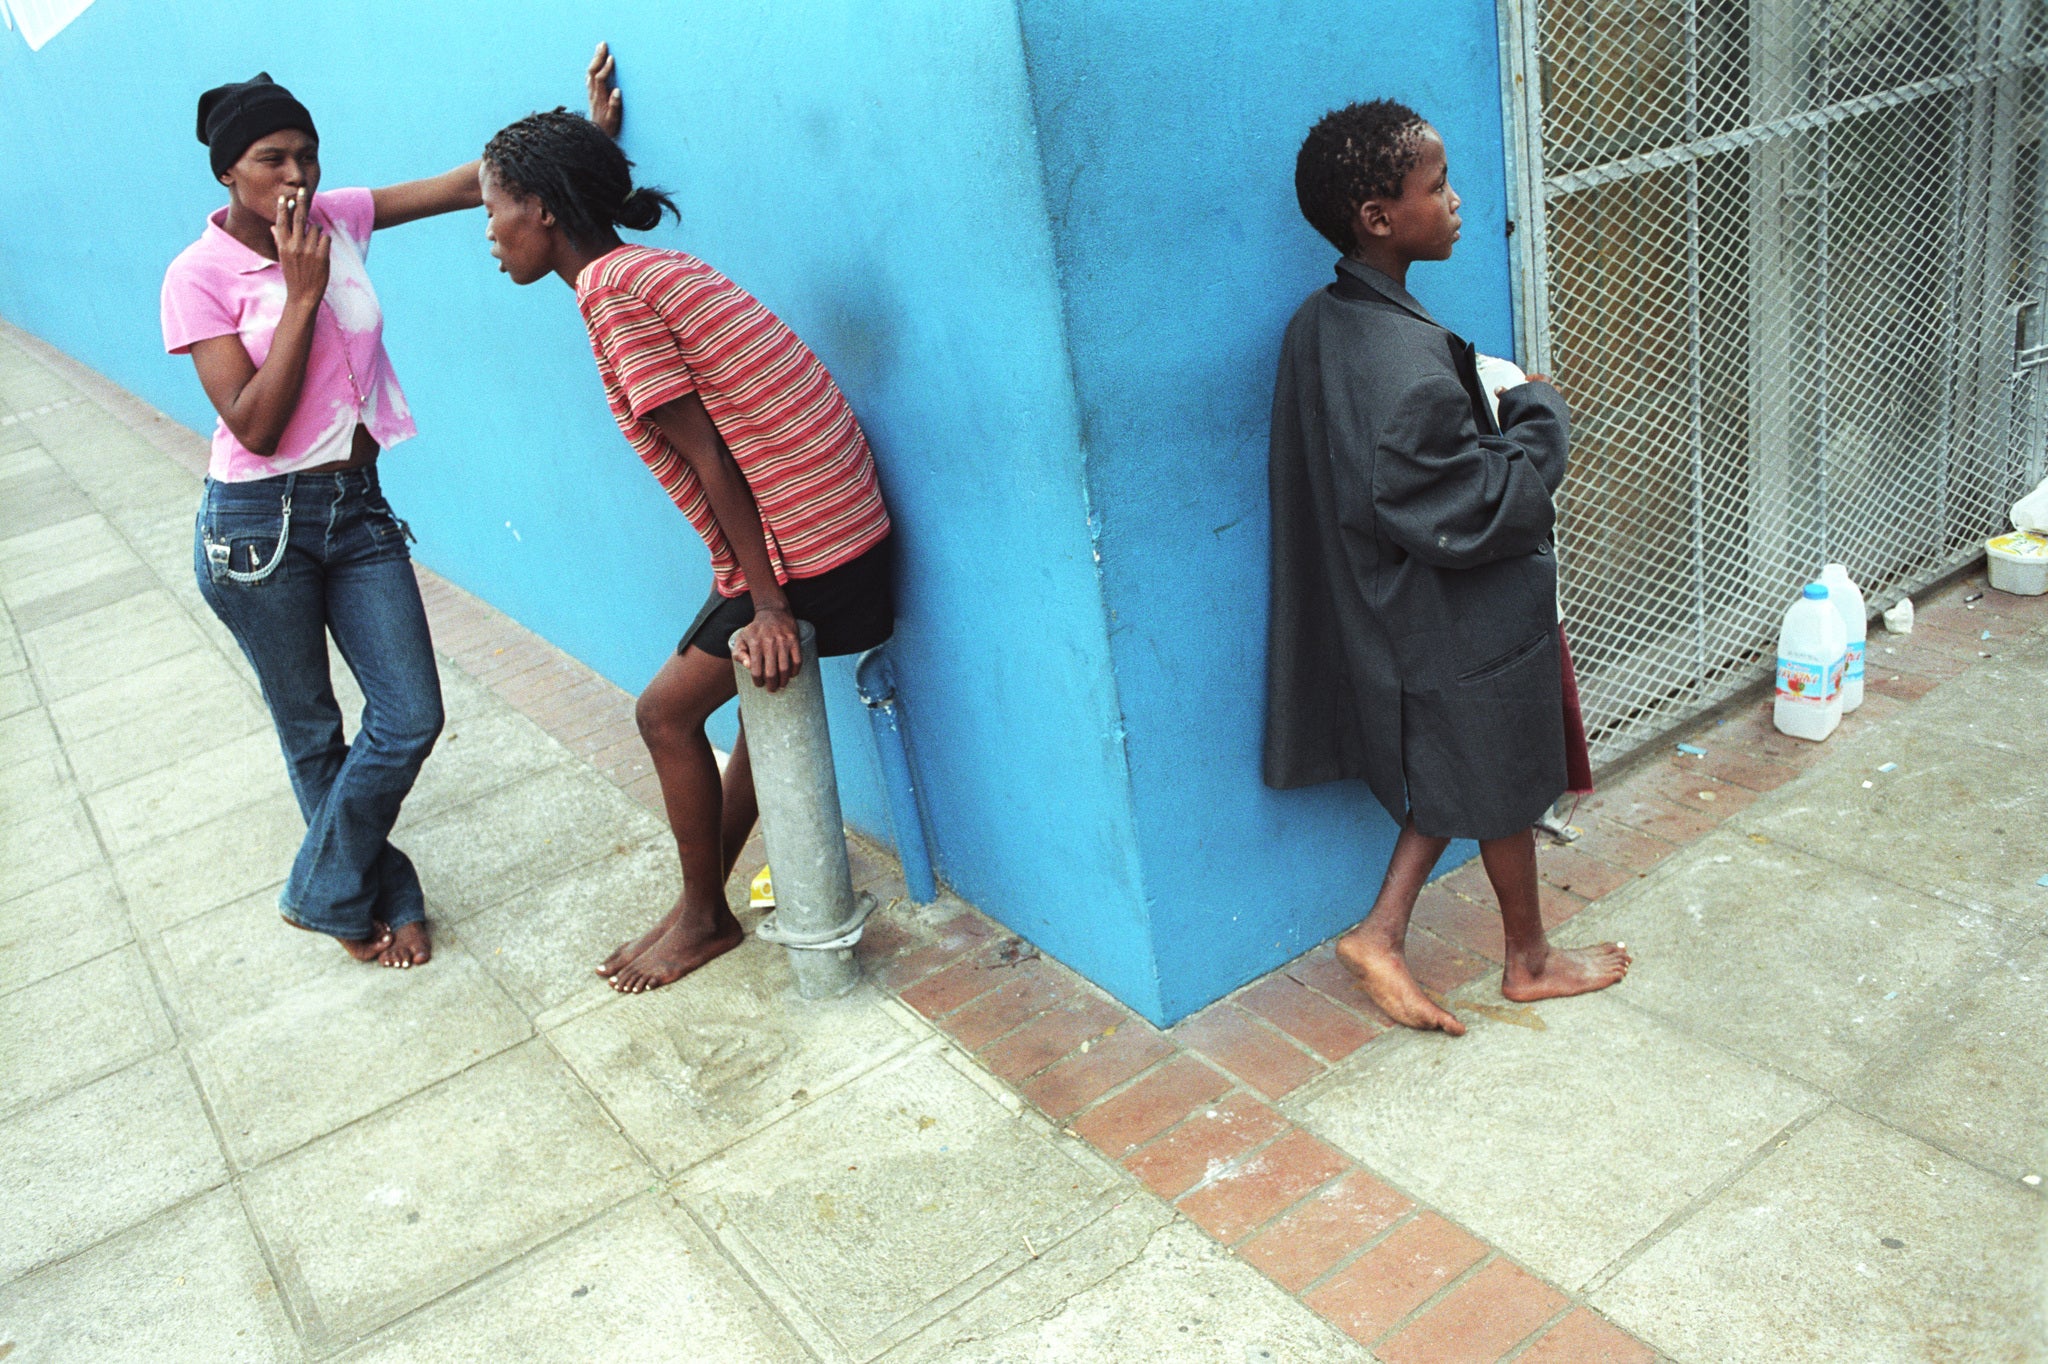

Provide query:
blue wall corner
left=1015, top=0, right=1515, bottom=1017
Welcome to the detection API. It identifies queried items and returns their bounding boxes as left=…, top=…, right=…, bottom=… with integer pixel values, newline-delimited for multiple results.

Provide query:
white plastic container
left=1773, top=582, right=1847, bottom=742
left=1986, top=532, right=2048, bottom=596
left=1820, top=563, right=1866, bottom=712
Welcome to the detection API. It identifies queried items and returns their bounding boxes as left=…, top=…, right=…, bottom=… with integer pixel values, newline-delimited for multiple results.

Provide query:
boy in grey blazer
left=1264, top=101, right=1630, bottom=1035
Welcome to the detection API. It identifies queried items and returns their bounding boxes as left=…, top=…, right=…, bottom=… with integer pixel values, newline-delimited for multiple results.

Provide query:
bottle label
left=1845, top=639, right=1864, bottom=683
left=1776, top=655, right=1843, bottom=703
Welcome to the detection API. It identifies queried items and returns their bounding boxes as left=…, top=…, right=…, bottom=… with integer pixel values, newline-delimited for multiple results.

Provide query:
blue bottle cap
left=1803, top=582, right=1828, bottom=600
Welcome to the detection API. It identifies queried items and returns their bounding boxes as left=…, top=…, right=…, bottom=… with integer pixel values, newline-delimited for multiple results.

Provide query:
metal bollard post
left=730, top=620, right=873, bottom=999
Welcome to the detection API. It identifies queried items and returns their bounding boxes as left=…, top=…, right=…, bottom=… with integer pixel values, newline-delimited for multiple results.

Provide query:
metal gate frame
left=1496, top=0, right=2048, bottom=766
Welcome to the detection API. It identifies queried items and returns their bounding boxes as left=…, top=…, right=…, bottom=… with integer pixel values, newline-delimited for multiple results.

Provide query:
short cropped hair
left=1294, top=100, right=1429, bottom=253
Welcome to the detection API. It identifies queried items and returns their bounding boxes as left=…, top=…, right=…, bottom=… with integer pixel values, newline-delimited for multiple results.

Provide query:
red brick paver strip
left=1173, top=1002, right=1324, bottom=1099
left=1236, top=973, right=1379, bottom=1061
left=1515, top=1307, right=1660, bottom=1364
left=1123, top=1093, right=1290, bottom=1199
left=1236, top=1170, right=1413, bottom=1292
left=1018, top=1022, right=1173, bottom=1120
left=1071, top=1055, right=1232, bottom=1156
left=977, top=994, right=1126, bottom=1083
left=1304, top=1213, right=1489, bottom=1348
left=1175, top=1128, right=1351, bottom=1244
left=1376, top=1255, right=1567, bottom=1363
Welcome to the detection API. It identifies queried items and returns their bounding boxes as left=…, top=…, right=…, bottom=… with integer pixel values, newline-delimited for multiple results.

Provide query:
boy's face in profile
left=1353, top=125, right=1463, bottom=264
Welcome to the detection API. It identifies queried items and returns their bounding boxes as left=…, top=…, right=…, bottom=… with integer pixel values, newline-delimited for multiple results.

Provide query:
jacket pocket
left=1456, top=627, right=1551, bottom=685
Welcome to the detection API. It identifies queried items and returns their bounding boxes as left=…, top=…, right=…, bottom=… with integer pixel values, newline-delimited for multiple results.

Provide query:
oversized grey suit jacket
left=1263, top=258, right=1571, bottom=841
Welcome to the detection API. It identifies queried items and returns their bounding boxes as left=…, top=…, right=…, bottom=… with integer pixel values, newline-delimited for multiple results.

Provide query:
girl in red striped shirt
left=481, top=74, right=894, bottom=993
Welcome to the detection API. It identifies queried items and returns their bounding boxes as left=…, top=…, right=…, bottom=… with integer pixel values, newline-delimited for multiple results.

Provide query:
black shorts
left=681, top=536, right=895, bottom=660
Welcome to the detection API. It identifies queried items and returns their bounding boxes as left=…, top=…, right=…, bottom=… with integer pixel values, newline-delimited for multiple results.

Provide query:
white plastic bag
left=2013, top=476, right=2048, bottom=535
left=1475, top=353, right=1527, bottom=426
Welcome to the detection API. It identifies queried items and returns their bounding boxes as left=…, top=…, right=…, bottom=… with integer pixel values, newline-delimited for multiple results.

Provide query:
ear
left=1354, top=198, right=1394, bottom=242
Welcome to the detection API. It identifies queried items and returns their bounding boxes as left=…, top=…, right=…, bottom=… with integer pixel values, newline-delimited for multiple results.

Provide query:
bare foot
left=596, top=897, right=685, bottom=978
left=1336, top=930, right=1466, bottom=1035
left=284, top=915, right=391, bottom=962
left=610, top=909, right=745, bottom=994
left=378, top=921, right=431, bottom=969
left=1501, top=942, right=1631, bottom=1002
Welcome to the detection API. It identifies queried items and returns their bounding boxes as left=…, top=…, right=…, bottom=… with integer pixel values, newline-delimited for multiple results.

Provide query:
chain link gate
left=1498, top=0, right=2048, bottom=765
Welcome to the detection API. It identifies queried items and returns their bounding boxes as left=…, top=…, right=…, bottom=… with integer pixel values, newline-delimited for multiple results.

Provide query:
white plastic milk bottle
left=1820, top=563, right=1866, bottom=713
left=1773, top=582, right=1847, bottom=741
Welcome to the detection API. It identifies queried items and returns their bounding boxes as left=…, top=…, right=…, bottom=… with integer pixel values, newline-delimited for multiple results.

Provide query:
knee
left=371, top=695, right=443, bottom=763
left=635, top=687, right=706, bottom=755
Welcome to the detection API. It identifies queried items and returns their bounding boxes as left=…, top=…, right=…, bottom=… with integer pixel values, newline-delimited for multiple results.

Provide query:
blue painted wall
left=1012, top=0, right=1514, bottom=1017
left=0, top=0, right=1515, bottom=1023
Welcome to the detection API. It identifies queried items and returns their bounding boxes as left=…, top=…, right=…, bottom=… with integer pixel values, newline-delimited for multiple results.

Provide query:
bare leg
left=606, top=648, right=748, bottom=993
left=1336, top=818, right=1466, bottom=1035
left=1487, top=827, right=1631, bottom=1001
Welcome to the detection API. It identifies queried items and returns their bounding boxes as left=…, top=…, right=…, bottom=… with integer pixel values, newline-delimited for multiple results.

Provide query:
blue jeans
left=194, top=467, right=443, bottom=939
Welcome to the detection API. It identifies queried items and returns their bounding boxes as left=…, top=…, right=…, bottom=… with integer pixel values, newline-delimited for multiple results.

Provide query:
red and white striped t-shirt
left=575, top=246, right=891, bottom=596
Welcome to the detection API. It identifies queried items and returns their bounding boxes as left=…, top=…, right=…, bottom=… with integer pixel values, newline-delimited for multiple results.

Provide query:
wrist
left=755, top=599, right=793, bottom=617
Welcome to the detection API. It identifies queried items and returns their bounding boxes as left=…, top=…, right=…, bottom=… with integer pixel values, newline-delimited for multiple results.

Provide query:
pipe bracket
left=755, top=891, right=877, bottom=951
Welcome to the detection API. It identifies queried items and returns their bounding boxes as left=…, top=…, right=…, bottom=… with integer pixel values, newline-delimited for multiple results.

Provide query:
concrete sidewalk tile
left=1566, top=830, right=2014, bottom=1088
left=403, top=763, right=664, bottom=921
left=671, top=1044, right=1122, bottom=1361
left=882, top=1213, right=1371, bottom=1364
left=1173, top=1003, right=1323, bottom=1100
left=8, top=564, right=160, bottom=635
left=395, top=704, right=572, bottom=827
left=86, top=728, right=289, bottom=854
left=977, top=991, right=1127, bottom=1083
left=62, top=685, right=270, bottom=795
left=1375, top=1255, right=1564, bottom=1363
left=1286, top=996, right=1818, bottom=1289
left=1237, top=1169, right=1413, bottom=1293
left=46, top=646, right=251, bottom=744
left=0, top=704, right=58, bottom=763
left=0, top=945, right=173, bottom=1121
left=1854, top=933, right=2048, bottom=1179
left=458, top=835, right=683, bottom=1021
left=1123, top=1093, right=1290, bottom=1200
left=0, top=750, right=73, bottom=829
left=1868, top=668, right=1940, bottom=702
left=109, top=790, right=299, bottom=931
left=1302, top=1213, right=1488, bottom=1349
left=1593, top=1107, right=2040, bottom=1364
left=1514, top=1308, right=1656, bottom=1364
left=0, top=1053, right=228, bottom=1283
left=1019, top=1020, right=1175, bottom=1119
left=181, top=935, right=534, bottom=1169
left=22, top=585, right=209, bottom=696
left=337, top=1193, right=809, bottom=1364
left=0, top=869, right=131, bottom=997
left=1895, top=654, right=2048, bottom=760
left=0, top=667, right=35, bottom=718
left=0, top=508, right=130, bottom=578
left=0, top=1188, right=297, bottom=1363
left=1175, top=1127, right=1350, bottom=1244
left=1070, top=1055, right=1231, bottom=1157
left=0, top=796, right=100, bottom=901
left=1237, top=973, right=1379, bottom=1062
left=242, top=1040, right=647, bottom=1353
left=1736, top=726, right=2048, bottom=924
left=550, top=958, right=919, bottom=1175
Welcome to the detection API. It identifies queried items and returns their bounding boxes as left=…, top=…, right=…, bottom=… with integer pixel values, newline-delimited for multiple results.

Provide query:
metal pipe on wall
left=855, top=646, right=938, bottom=905
left=730, top=621, right=872, bottom=999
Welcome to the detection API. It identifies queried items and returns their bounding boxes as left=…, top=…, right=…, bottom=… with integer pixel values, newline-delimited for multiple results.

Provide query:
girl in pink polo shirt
left=159, top=55, right=613, bottom=967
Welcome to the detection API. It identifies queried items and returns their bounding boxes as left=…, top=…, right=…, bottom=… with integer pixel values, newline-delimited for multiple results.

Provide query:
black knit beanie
left=197, top=73, right=318, bottom=179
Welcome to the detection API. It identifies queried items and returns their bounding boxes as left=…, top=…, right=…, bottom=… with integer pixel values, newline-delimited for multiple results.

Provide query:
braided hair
left=1294, top=100, right=1429, bottom=254
left=482, top=108, right=677, bottom=244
